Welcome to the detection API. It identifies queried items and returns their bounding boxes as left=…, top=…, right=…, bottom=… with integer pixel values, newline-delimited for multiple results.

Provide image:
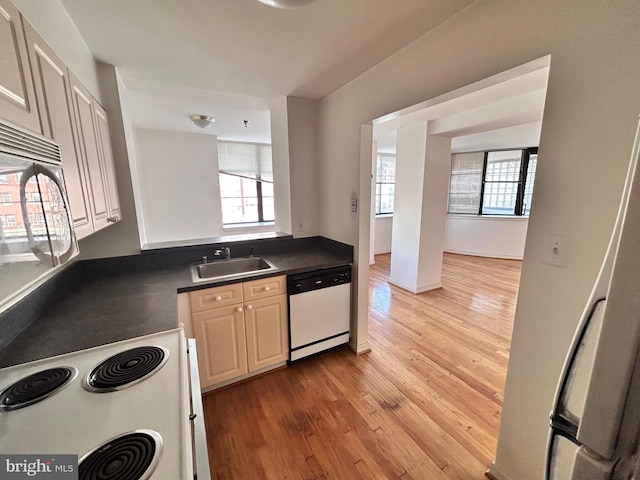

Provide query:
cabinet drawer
left=189, top=283, right=243, bottom=313
left=243, top=275, right=286, bottom=302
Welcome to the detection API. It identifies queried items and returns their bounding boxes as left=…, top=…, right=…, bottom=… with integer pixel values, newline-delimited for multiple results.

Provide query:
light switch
left=541, top=234, right=570, bottom=267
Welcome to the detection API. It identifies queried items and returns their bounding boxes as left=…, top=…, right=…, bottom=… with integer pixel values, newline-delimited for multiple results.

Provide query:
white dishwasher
left=287, top=265, right=352, bottom=362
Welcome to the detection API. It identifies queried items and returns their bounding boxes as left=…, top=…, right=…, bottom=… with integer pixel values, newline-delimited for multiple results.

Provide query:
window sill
left=222, top=222, right=277, bottom=235
left=222, top=221, right=275, bottom=229
left=447, top=213, right=529, bottom=220
left=375, top=213, right=393, bottom=219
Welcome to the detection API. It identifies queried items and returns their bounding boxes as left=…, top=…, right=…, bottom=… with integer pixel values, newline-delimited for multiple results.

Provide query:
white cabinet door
left=0, top=0, right=40, bottom=133
left=23, top=19, right=94, bottom=239
left=69, top=74, right=109, bottom=233
left=93, top=102, right=120, bottom=223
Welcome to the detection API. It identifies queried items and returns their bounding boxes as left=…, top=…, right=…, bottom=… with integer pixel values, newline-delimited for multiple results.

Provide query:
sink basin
left=191, top=256, right=277, bottom=282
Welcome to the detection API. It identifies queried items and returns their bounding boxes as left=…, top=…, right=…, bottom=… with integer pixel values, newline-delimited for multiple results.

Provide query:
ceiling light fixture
left=256, top=0, right=318, bottom=9
left=189, top=114, right=215, bottom=129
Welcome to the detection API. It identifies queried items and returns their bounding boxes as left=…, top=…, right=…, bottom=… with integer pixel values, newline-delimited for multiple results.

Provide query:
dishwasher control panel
left=287, top=265, right=352, bottom=295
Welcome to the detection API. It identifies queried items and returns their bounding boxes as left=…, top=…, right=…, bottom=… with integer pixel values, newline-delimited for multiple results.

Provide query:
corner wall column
left=389, top=121, right=451, bottom=293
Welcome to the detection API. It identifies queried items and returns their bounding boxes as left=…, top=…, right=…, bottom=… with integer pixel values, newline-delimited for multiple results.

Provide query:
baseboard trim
left=486, top=463, right=512, bottom=480
left=444, top=249, right=523, bottom=260
left=388, top=278, right=442, bottom=294
left=349, top=341, right=371, bottom=355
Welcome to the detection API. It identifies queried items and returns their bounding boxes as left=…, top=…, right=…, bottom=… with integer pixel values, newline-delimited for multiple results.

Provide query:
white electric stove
left=0, top=328, right=208, bottom=480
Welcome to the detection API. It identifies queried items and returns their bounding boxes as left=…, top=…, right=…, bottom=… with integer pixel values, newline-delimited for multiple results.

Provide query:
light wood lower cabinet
left=189, top=275, right=288, bottom=389
left=192, top=304, right=248, bottom=386
left=245, top=295, right=288, bottom=372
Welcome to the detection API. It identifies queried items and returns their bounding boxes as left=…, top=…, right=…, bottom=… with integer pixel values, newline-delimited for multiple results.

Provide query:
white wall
left=134, top=128, right=223, bottom=246
left=287, top=97, right=319, bottom=237
left=444, top=216, right=528, bottom=259
left=317, top=2, right=640, bottom=479
left=373, top=216, right=393, bottom=254
left=269, top=97, right=293, bottom=235
left=374, top=215, right=528, bottom=259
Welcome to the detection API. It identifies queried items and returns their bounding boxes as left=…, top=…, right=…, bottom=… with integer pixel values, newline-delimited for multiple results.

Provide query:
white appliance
left=0, top=118, right=78, bottom=309
left=287, top=265, right=351, bottom=361
left=547, top=116, right=640, bottom=479
left=0, top=328, right=210, bottom=480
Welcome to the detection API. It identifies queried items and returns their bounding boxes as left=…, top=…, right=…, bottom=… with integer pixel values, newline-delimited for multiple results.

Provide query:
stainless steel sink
left=191, top=256, right=277, bottom=282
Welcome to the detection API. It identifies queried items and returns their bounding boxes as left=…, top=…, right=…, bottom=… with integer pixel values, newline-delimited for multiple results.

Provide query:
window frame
left=449, top=147, right=538, bottom=217
left=217, top=140, right=275, bottom=227
left=375, top=153, right=396, bottom=216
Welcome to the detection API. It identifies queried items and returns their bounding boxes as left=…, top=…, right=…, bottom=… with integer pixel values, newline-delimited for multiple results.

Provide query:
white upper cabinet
left=93, top=102, right=120, bottom=224
left=69, top=74, right=110, bottom=233
left=1, top=0, right=121, bottom=239
left=0, top=0, right=40, bottom=133
left=22, top=18, right=95, bottom=239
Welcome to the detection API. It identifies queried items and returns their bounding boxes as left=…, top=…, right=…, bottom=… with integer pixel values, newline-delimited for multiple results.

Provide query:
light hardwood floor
left=203, top=253, right=522, bottom=479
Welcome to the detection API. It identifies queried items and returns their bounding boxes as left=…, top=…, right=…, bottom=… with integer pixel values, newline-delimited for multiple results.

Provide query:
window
left=35, top=213, right=44, bottom=224
left=217, top=141, right=274, bottom=225
left=31, top=192, right=41, bottom=202
left=0, top=175, right=6, bottom=184
left=375, top=154, right=395, bottom=215
left=6, top=214, right=16, bottom=226
left=448, top=147, right=538, bottom=216
left=0, top=192, right=10, bottom=204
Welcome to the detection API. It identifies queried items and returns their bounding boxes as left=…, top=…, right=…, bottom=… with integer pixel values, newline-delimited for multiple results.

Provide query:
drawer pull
left=264, top=286, right=270, bottom=292
left=237, top=307, right=243, bottom=312
left=215, top=296, right=222, bottom=301
left=246, top=304, right=253, bottom=310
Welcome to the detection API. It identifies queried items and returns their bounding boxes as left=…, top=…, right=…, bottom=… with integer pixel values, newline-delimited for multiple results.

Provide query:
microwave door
left=31, top=165, right=77, bottom=264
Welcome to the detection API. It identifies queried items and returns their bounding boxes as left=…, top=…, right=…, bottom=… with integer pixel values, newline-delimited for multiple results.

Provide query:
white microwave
left=0, top=119, right=78, bottom=308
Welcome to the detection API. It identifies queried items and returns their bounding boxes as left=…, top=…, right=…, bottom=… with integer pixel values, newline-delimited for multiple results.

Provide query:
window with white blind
left=448, top=147, right=538, bottom=216
left=448, top=151, right=484, bottom=214
left=217, top=141, right=274, bottom=226
left=375, top=154, right=396, bottom=215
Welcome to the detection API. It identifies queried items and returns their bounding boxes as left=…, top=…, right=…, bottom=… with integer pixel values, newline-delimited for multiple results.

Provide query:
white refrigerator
left=547, top=115, right=640, bottom=480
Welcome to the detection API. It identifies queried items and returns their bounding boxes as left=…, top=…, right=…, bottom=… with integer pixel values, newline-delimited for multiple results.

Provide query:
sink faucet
left=214, top=246, right=231, bottom=259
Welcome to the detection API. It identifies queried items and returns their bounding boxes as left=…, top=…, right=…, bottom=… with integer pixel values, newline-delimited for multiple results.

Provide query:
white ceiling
left=373, top=58, right=550, bottom=154
left=57, top=0, right=546, bottom=148
left=57, top=0, right=475, bottom=141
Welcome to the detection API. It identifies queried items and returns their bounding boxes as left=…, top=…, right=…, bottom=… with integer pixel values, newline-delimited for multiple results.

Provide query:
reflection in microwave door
left=19, top=164, right=74, bottom=264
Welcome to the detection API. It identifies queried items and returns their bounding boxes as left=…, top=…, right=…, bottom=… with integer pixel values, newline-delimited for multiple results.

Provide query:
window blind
left=218, top=141, right=273, bottom=183
left=448, top=151, right=484, bottom=214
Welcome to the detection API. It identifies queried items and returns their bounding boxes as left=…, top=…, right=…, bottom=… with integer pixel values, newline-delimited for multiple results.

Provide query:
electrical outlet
left=296, top=218, right=304, bottom=232
left=350, top=193, right=358, bottom=213
left=541, top=234, right=570, bottom=267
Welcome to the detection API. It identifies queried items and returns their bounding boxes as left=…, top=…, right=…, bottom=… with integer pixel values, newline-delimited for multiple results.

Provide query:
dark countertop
left=0, top=236, right=352, bottom=368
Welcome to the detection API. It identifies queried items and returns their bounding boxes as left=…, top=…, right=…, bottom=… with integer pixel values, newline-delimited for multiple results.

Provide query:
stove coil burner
left=83, top=346, right=169, bottom=392
left=0, top=366, right=77, bottom=411
left=79, top=429, right=163, bottom=480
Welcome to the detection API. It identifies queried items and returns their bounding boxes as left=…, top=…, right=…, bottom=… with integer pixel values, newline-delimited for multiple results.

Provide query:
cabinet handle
left=215, top=296, right=222, bottom=301
left=237, top=307, right=243, bottom=312
left=246, top=304, right=253, bottom=310
left=264, top=286, right=270, bottom=292
left=107, top=216, right=119, bottom=223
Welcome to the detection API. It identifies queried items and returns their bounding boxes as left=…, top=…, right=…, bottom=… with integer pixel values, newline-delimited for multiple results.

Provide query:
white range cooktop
left=0, top=328, right=192, bottom=480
